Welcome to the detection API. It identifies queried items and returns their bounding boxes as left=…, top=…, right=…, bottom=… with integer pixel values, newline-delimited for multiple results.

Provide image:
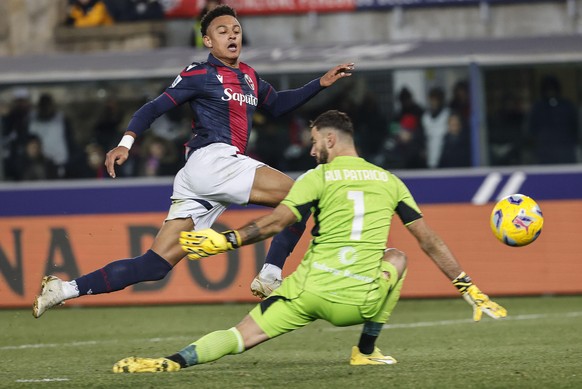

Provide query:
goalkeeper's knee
left=383, top=248, right=407, bottom=279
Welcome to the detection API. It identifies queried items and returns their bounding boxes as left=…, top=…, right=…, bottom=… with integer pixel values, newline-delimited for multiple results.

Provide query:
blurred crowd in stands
left=64, top=0, right=248, bottom=47
left=1, top=73, right=578, bottom=182
left=377, top=81, right=473, bottom=170
left=65, top=0, right=165, bottom=27
left=0, top=0, right=578, bottom=181
left=1, top=87, right=185, bottom=180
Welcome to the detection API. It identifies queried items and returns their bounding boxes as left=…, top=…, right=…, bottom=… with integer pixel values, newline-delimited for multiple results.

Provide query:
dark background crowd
left=0, top=0, right=580, bottom=181
left=2, top=72, right=578, bottom=182
left=65, top=0, right=165, bottom=27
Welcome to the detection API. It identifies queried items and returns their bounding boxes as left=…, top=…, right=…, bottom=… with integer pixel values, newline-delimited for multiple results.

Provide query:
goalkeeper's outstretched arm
left=179, top=204, right=298, bottom=260
left=238, top=204, right=298, bottom=246
left=406, top=218, right=463, bottom=280
left=406, top=218, right=507, bottom=321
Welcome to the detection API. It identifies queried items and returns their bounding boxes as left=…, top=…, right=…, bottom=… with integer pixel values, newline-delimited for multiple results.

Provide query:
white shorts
left=166, top=143, right=265, bottom=229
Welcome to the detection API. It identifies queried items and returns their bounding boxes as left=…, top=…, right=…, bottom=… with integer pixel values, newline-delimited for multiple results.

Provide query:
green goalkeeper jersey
left=280, top=156, right=422, bottom=305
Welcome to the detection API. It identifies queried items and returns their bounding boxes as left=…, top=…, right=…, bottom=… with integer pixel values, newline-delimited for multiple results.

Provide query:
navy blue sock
left=166, top=353, right=188, bottom=368
left=264, top=209, right=311, bottom=269
left=358, top=321, right=384, bottom=354
left=74, top=250, right=172, bottom=296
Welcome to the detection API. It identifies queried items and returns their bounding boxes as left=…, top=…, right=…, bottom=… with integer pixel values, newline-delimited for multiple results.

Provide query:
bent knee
left=383, top=248, right=407, bottom=279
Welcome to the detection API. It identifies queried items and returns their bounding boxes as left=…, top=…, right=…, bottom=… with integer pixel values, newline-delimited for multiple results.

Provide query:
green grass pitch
left=1, top=296, right=581, bottom=388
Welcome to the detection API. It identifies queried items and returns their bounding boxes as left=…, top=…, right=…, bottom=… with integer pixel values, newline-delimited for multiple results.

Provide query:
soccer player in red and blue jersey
left=33, top=5, right=354, bottom=317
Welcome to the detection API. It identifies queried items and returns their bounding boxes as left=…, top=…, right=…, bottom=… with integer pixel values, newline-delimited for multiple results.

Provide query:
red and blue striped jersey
left=126, top=54, right=323, bottom=155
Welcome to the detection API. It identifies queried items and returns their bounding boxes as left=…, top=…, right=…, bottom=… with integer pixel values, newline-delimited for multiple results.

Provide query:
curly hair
left=200, top=5, right=237, bottom=36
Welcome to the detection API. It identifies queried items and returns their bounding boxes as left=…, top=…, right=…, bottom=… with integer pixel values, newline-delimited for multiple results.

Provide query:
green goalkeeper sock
left=169, top=327, right=245, bottom=367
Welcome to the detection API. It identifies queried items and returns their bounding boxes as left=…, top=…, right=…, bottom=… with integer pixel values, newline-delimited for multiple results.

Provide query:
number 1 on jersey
left=347, top=191, right=364, bottom=240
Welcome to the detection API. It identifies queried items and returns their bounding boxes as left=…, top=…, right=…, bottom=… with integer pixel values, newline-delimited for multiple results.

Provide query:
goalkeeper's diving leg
left=113, top=311, right=269, bottom=373
left=33, top=218, right=193, bottom=318
left=111, top=249, right=409, bottom=373
left=350, top=248, right=407, bottom=366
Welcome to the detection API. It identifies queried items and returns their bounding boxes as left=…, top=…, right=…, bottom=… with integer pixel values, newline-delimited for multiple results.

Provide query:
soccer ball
left=490, top=194, right=544, bottom=247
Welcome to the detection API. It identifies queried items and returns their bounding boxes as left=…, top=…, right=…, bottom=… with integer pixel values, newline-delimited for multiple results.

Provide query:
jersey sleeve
left=163, top=63, right=206, bottom=106
left=392, top=174, right=423, bottom=226
left=257, top=76, right=276, bottom=108
left=280, top=166, right=325, bottom=222
left=126, top=93, right=176, bottom=136
left=256, top=75, right=323, bottom=117
left=126, top=63, right=206, bottom=136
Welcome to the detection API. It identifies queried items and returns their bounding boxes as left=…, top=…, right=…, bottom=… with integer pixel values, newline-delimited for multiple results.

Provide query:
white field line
left=328, top=311, right=582, bottom=332
left=1, top=335, right=192, bottom=351
left=15, top=378, right=70, bottom=382
left=2, top=311, right=582, bottom=351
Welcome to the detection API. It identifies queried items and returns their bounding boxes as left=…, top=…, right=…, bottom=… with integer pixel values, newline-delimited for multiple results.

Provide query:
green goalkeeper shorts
left=249, top=261, right=399, bottom=338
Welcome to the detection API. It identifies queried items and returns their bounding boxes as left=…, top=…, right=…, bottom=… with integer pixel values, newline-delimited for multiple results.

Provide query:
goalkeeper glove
left=452, top=272, right=507, bottom=321
left=179, top=229, right=241, bottom=260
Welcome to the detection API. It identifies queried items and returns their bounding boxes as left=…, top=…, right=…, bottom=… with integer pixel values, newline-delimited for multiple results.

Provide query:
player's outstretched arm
left=406, top=218, right=507, bottom=321
left=180, top=204, right=298, bottom=260
left=105, top=131, right=136, bottom=178
left=261, top=63, right=355, bottom=118
left=319, top=63, right=355, bottom=87
left=105, top=86, right=187, bottom=178
left=238, top=203, right=298, bottom=245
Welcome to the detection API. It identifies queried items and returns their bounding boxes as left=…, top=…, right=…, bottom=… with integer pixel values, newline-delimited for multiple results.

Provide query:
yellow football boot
left=350, top=346, right=397, bottom=365
left=113, top=357, right=181, bottom=373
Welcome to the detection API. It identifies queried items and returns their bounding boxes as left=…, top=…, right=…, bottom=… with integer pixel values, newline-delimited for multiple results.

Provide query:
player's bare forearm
left=239, top=205, right=298, bottom=245
left=407, top=219, right=463, bottom=280
left=180, top=205, right=298, bottom=260
left=406, top=218, right=507, bottom=321
left=238, top=221, right=272, bottom=245
left=419, top=233, right=463, bottom=280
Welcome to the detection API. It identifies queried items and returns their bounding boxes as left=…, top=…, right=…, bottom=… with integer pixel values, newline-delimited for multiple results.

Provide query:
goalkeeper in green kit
left=113, top=110, right=507, bottom=373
